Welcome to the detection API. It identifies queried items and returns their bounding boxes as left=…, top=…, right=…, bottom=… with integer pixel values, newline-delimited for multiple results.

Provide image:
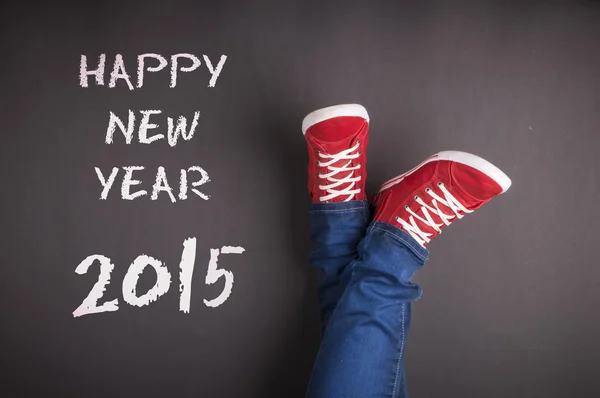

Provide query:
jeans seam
left=391, top=303, right=406, bottom=398
left=416, top=285, right=423, bottom=301
left=369, top=225, right=428, bottom=262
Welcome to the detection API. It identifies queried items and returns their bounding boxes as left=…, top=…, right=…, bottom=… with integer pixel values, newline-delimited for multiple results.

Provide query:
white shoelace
left=395, top=182, right=473, bottom=246
left=317, top=142, right=362, bottom=202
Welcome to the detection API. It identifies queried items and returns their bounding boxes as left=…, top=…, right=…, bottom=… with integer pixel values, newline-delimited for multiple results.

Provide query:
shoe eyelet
left=404, top=205, right=409, bottom=210
left=395, top=216, right=401, bottom=222
left=357, top=140, right=361, bottom=144
left=437, top=181, right=443, bottom=187
left=425, top=187, right=431, bottom=193
left=414, top=195, right=419, bottom=200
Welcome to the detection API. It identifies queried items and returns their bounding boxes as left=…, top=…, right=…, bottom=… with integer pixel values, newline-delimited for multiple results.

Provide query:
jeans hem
left=368, top=221, right=429, bottom=263
left=309, top=199, right=370, bottom=215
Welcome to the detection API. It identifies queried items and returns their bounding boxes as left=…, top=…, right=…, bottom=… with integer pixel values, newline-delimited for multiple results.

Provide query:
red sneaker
left=303, top=104, right=369, bottom=202
left=372, top=151, right=512, bottom=247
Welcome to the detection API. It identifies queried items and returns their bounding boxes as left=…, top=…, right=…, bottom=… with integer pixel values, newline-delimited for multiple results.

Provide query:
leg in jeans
left=301, top=104, right=370, bottom=333
left=302, top=104, right=512, bottom=397
left=306, top=221, right=427, bottom=398
left=309, top=200, right=370, bottom=335
left=302, top=104, right=419, bottom=397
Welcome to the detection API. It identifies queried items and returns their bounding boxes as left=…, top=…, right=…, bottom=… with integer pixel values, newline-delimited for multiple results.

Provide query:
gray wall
left=1, top=1, right=599, bottom=397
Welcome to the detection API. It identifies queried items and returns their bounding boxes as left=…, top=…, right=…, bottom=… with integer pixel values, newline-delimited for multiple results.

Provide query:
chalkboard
left=2, top=1, right=600, bottom=397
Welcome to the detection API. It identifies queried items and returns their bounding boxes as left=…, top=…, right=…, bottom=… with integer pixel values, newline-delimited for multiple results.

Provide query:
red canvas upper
left=372, top=154, right=508, bottom=246
left=304, top=115, right=369, bottom=202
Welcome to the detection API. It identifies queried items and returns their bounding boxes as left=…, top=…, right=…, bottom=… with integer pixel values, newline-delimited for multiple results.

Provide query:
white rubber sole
left=302, top=104, right=369, bottom=135
left=379, top=150, right=512, bottom=193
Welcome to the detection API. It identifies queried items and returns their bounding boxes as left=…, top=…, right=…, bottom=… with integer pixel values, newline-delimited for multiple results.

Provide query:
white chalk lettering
left=202, top=55, right=227, bottom=87
left=121, top=166, right=147, bottom=200
left=167, top=111, right=200, bottom=147
left=109, top=54, right=134, bottom=90
left=178, top=238, right=197, bottom=313
left=170, top=53, right=201, bottom=88
left=138, top=110, right=164, bottom=144
left=79, top=54, right=227, bottom=88
left=204, top=246, right=245, bottom=308
left=151, top=166, right=176, bottom=203
left=80, top=54, right=106, bottom=87
left=73, top=240, right=245, bottom=316
left=105, top=110, right=135, bottom=144
left=137, top=53, right=168, bottom=88
left=122, top=255, right=172, bottom=307
left=95, top=167, right=120, bottom=199
left=72, top=254, right=119, bottom=317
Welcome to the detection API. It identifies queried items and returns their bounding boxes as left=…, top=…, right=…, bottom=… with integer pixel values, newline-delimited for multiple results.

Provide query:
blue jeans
left=306, top=200, right=429, bottom=398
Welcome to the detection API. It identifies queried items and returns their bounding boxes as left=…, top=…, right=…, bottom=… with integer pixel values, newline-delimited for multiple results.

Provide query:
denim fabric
left=307, top=201, right=429, bottom=398
left=309, top=200, right=371, bottom=334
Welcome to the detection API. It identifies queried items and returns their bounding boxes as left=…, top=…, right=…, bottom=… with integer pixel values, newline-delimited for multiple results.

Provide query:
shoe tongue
left=450, top=163, right=502, bottom=205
